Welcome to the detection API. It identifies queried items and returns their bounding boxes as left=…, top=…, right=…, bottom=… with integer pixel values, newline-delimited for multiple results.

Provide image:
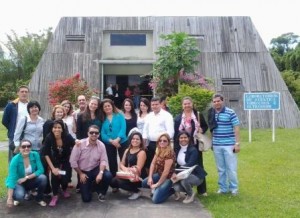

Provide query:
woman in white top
left=136, top=98, right=151, bottom=133
left=61, top=100, right=76, bottom=139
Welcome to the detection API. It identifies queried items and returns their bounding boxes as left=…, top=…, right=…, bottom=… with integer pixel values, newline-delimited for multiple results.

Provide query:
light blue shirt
left=13, top=115, right=44, bottom=150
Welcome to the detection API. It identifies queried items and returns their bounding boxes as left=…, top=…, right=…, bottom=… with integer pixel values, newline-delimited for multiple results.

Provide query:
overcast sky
left=0, top=0, right=299, bottom=47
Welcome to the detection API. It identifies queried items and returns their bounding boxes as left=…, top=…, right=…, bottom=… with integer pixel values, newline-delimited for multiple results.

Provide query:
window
left=221, top=78, right=242, bottom=86
left=110, top=34, right=146, bottom=46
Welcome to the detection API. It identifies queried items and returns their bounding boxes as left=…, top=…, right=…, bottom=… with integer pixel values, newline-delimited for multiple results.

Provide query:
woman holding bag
left=174, top=96, right=208, bottom=196
left=111, top=131, right=146, bottom=200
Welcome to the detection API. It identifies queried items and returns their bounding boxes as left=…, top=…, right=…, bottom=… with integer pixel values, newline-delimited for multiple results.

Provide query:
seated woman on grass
left=6, top=139, right=47, bottom=208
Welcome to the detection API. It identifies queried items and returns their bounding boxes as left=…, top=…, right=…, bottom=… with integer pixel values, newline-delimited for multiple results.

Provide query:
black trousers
left=145, top=141, right=156, bottom=169
left=50, top=162, right=72, bottom=195
left=105, top=142, right=128, bottom=177
left=110, top=177, right=141, bottom=193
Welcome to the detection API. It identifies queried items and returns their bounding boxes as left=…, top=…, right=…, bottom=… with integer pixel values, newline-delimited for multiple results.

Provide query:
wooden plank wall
left=29, top=16, right=300, bottom=128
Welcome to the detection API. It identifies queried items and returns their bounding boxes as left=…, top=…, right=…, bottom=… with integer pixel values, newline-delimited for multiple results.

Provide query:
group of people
left=3, top=85, right=241, bottom=208
left=105, top=83, right=141, bottom=109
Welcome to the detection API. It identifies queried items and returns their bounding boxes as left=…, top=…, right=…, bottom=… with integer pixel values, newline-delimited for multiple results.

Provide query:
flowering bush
left=48, top=73, right=99, bottom=107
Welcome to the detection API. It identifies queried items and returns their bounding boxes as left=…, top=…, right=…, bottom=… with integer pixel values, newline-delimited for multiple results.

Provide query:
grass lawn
left=200, top=128, right=300, bottom=218
left=0, top=113, right=8, bottom=141
left=0, top=151, right=8, bottom=198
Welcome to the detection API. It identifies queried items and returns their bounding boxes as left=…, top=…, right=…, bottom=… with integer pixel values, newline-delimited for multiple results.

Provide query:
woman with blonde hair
left=142, top=133, right=176, bottom=204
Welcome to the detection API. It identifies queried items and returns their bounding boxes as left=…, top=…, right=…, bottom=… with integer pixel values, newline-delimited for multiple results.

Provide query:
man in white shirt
left=2, top=85, right=29, bottom=162
left=142, top=96, right=174, bottom=169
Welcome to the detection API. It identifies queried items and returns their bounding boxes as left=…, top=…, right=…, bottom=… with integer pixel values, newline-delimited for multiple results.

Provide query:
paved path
left=0, top=188, right=211, bottom=218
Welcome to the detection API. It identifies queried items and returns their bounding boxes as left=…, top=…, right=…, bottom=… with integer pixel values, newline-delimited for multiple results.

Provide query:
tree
left=270, top=32, right=299, bottom=55
left=0, top=28, right=52, bottom=106
left=151, top=32, right=200, bottom=96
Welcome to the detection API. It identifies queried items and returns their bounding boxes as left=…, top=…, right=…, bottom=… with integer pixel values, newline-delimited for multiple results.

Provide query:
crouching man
left=70, top=125, right=112, bottom=202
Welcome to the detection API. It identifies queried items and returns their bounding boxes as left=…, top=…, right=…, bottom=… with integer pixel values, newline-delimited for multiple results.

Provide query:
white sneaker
left=13, top=201, right=20, bottom=206
left=128, top=191, right=141, bottom=200
left=183, top=192, right=196, bottom=204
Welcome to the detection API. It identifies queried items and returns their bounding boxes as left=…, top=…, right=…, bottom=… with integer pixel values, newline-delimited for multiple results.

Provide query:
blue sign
left=244, top=92, right=280, bottom=110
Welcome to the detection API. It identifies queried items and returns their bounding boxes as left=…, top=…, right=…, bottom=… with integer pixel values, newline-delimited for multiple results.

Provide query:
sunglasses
left=89, top=131, right=99, bottom=135
left=21, top=144, right=31, bottom=149
left=159, top=139, right=168, bottom=143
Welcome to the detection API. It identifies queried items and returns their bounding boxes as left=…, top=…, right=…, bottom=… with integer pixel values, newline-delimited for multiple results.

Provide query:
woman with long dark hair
left=76, top=96, right=102, bottom=140
left=137, top=98, right=150, bottom=133
left=100, top=98, right=127, bottom=192
left=122, top=98, right=137, bottom=136
left=111, top=131, right=146, bottom=200
left=43, top=120, right=75, bottom=206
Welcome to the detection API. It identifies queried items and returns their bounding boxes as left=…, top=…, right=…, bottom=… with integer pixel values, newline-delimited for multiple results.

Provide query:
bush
left=48, top=73, right=99, bottom=106
left=168, top=84, right=214, bottom=116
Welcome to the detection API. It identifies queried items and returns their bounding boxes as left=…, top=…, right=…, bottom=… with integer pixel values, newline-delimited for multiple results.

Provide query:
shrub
left=168, top=84, right=214, bottom=116
left=48, top=73, right=99, bottom=107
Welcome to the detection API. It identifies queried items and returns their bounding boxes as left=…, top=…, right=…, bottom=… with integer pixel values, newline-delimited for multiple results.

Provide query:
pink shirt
left=70, top=138, right=108, bottom=171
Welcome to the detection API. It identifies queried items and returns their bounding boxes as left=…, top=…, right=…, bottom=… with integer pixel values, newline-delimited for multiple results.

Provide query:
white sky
left=0, top=0, right=299, bottom=48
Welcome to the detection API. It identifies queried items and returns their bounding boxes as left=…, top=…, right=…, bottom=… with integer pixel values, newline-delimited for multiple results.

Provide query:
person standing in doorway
left=2, top=85, right=29, bottom=162
left=133, top=84, right=141, bottom=110
left=208, top=93, right=240, bottom=196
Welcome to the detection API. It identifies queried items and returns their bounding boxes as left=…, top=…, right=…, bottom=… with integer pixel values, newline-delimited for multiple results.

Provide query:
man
left=73, top=95, right=87, bottom=126
left=142, top=96, right=174, bottom=169
left=105, top=84, right=114, bottom=101
left=2, top=85, right=29, bottom=162
left=70, top=125, right=112, bottom=202
left=209, top=93, right=240, bottom=196
left=133, top=84, right=141, bottom=109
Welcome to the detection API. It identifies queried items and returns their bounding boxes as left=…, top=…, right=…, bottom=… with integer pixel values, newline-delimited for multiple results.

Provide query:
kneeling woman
left=6, top=139, right=47, bottom=207
left=172, top=131, right=207, bottom=204
left=142, top=133, right=176, bottom=204
left=43, top=120, right=75, bottom=206
left=111, top=131, right=146, bottom=200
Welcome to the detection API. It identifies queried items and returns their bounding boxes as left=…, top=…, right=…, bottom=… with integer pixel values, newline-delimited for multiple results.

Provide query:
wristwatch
left=25, top=175, right=29, bottom=180
left=235, top=142, right=240, bottom=146
left=99, top=170, right=104, bottom=174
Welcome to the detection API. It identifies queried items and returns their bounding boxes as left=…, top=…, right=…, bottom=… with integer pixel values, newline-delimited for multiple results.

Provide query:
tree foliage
left=270, top=32, right=300, bottom=108
left=0, top=28, right=52, bottom=106
left=168, top=84, right=214, bottom=117
left=151, top=32, right=200, bottom=96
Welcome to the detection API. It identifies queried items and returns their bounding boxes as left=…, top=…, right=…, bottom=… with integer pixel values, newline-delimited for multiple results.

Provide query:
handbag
left=196, top=112, right=212, bottom=152
left=9, top=116, right=27, bottom=151
left=171, top=165, right=197, bottom=183
left=116, top=165, right=142, bottom=182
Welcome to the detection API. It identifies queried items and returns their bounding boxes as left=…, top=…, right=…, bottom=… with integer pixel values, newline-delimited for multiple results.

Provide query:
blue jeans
left=13, top=174, right=47, bottom=202
left=80, top=167, right=112, bottom=202
left=142, top=173, right=174, bottom=204
left=213, top=145, right=238, bottom=192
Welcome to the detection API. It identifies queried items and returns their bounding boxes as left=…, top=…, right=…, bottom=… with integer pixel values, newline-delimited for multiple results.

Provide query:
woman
left=6, top=139, right=47, bottom=207
left=111, top=132, right=146, bottom=200
left=43, top=120, right=75, bottom=206
left=136, top=98, right=150, bottom=133
left=172, top=131, right=207, bottom=204
left=122, top=98, right=137, bottom=136
left=174, top=96, right=208, bottom=196
left=100, top=98, right=127, bottom=189
left=61, top=100, right=76, bottom=139
left=14, top=101, right=44, bottom=153
left=142, top=133, right=176, bottom=204
left=43, top=105, right=68, bottom=140
left=76, top=96, right=102, bottom=140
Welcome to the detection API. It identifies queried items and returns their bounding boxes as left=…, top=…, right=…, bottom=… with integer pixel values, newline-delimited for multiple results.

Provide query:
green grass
left=0, top=113, right=8, bottom=141
left=200, top=129, right=300, bottom=218
left=0, top=151, right=8, bottom=198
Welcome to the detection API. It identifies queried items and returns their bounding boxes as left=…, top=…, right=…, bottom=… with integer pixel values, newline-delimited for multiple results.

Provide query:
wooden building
left=29, top=16, right=300, bottom=128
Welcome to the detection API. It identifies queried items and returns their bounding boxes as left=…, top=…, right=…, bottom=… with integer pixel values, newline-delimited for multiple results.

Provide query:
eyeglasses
left=89, top=131, right=99, bottom=135
left=159, top=139, right=168, bottom=143
left=21, top=144, right=31, bottom=149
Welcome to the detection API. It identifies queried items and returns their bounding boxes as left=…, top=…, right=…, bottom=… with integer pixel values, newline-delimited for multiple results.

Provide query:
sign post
left=244, top=92, right=280, bottom=142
